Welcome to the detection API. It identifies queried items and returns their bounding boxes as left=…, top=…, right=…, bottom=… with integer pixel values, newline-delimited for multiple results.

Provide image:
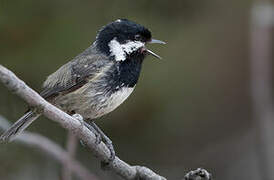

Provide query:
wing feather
left=40, top=46, right=111, bottom=100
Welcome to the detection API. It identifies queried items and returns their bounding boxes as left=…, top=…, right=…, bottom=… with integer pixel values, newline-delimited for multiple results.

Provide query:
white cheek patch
left=108, top=39, right=125, bottom=61
left=108, top=38, right=144, bottom=61
left=122, top=41, right=144, bottom=55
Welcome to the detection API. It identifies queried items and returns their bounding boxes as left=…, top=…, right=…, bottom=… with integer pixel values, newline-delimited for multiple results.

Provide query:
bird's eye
left=134, top=34, right=141, bottom=41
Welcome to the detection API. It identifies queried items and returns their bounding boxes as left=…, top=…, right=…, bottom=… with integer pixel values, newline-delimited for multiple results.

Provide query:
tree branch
left=0, top=64, right=166, bottom=180
left=0, top=115, right=98, bottom=180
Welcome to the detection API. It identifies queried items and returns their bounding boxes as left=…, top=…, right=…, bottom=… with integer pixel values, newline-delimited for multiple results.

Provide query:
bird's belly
left=54, top=86, right=135, bottom=119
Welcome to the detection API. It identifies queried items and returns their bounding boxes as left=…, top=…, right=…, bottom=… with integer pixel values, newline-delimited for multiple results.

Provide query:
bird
left=0, top=19, right=165, bottom=161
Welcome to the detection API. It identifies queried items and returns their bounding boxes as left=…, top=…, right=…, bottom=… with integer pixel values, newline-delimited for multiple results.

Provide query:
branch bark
left=0, top=115, right=98, bottom=180
left=0, top=64, right=166, bottom=180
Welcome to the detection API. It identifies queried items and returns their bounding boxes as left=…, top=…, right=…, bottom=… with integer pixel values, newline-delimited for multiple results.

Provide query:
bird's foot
left=83, top=121, right=102, bottom=144
left=71, top=114, right=86, bottom=146
left=95, top=132, right=103, bottom=145
left=84, top=121, right=116, bottom=164
left=72, top=113, right=84, bottom=130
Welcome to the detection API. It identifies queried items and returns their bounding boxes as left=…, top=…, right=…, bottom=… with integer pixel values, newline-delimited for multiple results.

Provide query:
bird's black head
left=95, top=19, right=164, bottom=62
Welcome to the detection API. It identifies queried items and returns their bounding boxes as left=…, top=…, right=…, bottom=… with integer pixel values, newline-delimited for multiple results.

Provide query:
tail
left=0, top=111, right=41, bottom=142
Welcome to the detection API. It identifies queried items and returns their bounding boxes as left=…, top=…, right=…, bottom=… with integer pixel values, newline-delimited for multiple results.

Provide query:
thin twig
left=0, top=64, right=166, bottom=180
left=0, top=115, right=99, bottom=180
left=62, top=132, right=78, bottom=180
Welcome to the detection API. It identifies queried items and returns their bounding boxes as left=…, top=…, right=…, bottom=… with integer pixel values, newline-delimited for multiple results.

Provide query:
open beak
left=146, top=39, right=166, bottom=59
left=146, top=49, right=162, bottom=59
left=149, top=39, right=166, bottom=44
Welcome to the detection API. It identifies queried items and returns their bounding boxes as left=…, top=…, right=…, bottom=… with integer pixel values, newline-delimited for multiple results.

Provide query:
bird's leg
left=91, top=121, right=115, bottom=161
left=85, top=120, right=115, bottom=163
left=83, top=121, right=102, bottom=144
left=71, top=114, right=115, bottom=164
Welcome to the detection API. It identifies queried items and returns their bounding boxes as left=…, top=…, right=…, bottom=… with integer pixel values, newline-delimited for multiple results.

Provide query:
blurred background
left=0, top=0, right=274, bottom=179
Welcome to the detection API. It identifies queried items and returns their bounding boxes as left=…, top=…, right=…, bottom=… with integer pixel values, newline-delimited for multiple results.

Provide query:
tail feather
left=0, top=111, right=40, bottom=142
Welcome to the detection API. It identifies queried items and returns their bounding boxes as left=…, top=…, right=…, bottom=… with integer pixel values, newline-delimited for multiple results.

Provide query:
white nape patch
left=116, top=19, right=122, bottom=22
left=108, top=38, right=144, bottom=61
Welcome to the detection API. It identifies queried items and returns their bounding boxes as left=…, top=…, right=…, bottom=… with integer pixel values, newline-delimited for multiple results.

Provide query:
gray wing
left=40, top=46, right=110, bottom=100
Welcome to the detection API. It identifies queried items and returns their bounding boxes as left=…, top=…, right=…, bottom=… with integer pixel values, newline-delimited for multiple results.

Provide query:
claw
left=104, top=138, right=115, bottom=162
left=84, top=121, right=101, bottom=144
left=95, top=133, right=102, bottom=144
left=72, top=114, right=84, bottom=133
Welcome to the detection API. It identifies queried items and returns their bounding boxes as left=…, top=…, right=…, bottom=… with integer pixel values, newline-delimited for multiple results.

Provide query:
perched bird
left=0, top=19, right=165, bottom=160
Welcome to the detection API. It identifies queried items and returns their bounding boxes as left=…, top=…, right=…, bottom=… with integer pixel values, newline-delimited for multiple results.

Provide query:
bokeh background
left=1, top=0, right=274, bottom=179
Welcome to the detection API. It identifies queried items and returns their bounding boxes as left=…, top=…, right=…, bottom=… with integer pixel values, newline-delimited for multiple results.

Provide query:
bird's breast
left=96, top=86, right=135, bottom=116
left=74, top=83, right=135, bottom=119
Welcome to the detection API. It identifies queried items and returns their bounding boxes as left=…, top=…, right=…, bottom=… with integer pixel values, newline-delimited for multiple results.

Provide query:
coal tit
left=0, top=19, right=165, bottom=161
